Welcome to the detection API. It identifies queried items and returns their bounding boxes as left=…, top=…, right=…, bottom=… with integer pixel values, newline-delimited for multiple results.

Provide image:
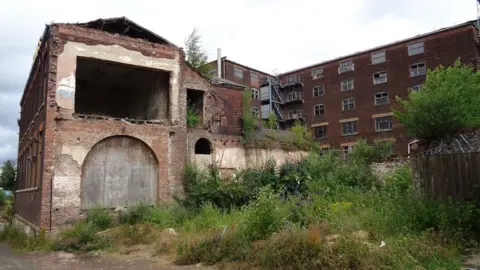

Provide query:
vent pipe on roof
left=217, top=48, right=222, bottom=78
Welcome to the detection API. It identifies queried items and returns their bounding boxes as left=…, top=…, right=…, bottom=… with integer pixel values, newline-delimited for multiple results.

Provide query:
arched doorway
left=194, top=138, right=213, bottom=169
left=81, top=136, right=158, bottom=209
left=195, top=138, right=212, bottom=154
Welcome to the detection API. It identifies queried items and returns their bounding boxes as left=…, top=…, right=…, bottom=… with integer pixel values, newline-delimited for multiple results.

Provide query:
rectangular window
left=342, top=98, right=355, bottom=111
left=314, top=125, right=327, bottom=138
left=373, top=71, right=387, bottom=84
left=251, top=88, right=259, bottom=100
left=343, top=145, right=354, bottom=159
left=342, top=121, right=357, bottom=136
left=314, top=104, right=325, bottom=116
left=410, top=84, right=423, bottom=92
left=234, top=66, right=244, bottom=78
left=313, top=85, right=324, bottom=97
left=371, top=51, right=386, bottom=64
left=287, top=109, right=303, bottom=120
left=251, top=107, right=259, bottom=117
left=286, top=92, right=303, bottom=102
left=375, top=116, right=393, bottom=131
left=311, top=68, right=324, bottom=79
left=410, top=62, right=426, bottom=77
left=375, top=92, right=389, bottom=105
left=408, top=41, right=424, bottom=56
left=250, top=72, right=259, bottom=84
left=341, top=79, right=354, bottom=91
left=338, top=60, right=354, bottom=74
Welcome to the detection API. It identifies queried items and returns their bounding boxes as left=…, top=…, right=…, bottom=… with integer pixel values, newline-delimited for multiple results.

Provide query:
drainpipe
left=217, top=48, right=222, bottom=78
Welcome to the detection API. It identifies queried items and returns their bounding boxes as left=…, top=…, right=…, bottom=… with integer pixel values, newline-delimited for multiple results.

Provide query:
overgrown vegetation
left=184, top=28, right=213, bottom=79
left=240, top=87, right=258, bottom=144
left=186, top=104, right=201, bottom=128
left=394, top=59, right=480, bottom=141
left=2, top=140, right=479, bottom=269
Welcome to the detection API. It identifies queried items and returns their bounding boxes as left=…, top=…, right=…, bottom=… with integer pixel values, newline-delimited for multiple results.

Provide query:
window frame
left=311, top=67, right=324, bottom=79
left=342, top=121, right=357, bottom=136
left=338, top=60, right=354, bottom=74
left=408, top=41, right=424, bottom=56
left=374, top=91, right=389, bottom=105
left=371, top=51, right=386, bottom=64
left=375, top=116, right=393, bottom=132
left=251, top=88, right=259, bottom=100
left=373, top=71, right=388, bottom=85
left=341, top=79, right=354, bottom=91
left=313, top=104, right=325, bottom=116
left=251, top=106, right=259, bottom=117
left=313, top=85, right=324, bottom=97
left=410, top=62, right=426, bottom=77
left=234, top=66, right=244, bottom=78
left=250, top=72, right=259, bottom=84
left=314, top=125, right=328, bottom=139
left=342, top=98, right=355, bottom=111
left=410, top=84, right=423, bottom=92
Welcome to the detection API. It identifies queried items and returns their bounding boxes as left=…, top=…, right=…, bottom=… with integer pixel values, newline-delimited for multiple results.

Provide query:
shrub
left=86, top=207, right=112, bottom=230
left=117, top=224, right=155, bottom=247
left=349, top=139, right=393, bottom=164
left=0, top=226, right=50, bottom=250
left=176, top=231, right=250, bottom=265
left=145, top=204, right=191, bottom=228
left=186, top=105, right=201, bottom=128
left=238, top=187, right=287, bottom=241
left=52, top=222, right=110, bottom=252
left=118, top=202, right=152, bottom=225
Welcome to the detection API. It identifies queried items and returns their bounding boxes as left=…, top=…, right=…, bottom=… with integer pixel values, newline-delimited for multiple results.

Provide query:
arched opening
left=81, top=135, right=158, bottom=209
left=195, top=138, right=212, bottom=154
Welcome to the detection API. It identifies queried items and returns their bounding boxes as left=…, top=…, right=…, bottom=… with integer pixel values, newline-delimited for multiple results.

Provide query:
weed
left=52, top=222, right=110, bottom=252
left=118, top=202, right=152, bottom=225
left=86, top=207, right=112, bottom=230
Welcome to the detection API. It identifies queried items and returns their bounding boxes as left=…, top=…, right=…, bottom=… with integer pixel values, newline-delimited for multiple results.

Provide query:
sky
left=0, top=0, right=476, bottom=164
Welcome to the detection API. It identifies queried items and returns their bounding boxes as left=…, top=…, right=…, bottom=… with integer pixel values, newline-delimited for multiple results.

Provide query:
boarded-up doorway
left=81, top=136, right=158, bottom=209
left=194, top=138, right=213, bottom=169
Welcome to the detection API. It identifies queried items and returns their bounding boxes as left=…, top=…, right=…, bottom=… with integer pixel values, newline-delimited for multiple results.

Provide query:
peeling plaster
left=61, top=145, right=88, bottom=167
left=55, top=41, right=181, bottom=122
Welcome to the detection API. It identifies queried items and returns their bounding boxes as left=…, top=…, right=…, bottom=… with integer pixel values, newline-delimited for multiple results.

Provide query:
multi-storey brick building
left=210, top=20, right=480, bottom=155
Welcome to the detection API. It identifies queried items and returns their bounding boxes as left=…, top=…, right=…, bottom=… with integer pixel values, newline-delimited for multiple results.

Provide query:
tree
left=184, top=28, right=213, bottom=79
left=241, top=87, right=258, bottom=143
left=0, top=161, right=16, bottom=191
left=394, top=59, right=480, bottom=141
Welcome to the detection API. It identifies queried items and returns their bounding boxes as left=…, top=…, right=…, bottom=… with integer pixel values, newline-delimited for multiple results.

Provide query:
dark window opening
left=195, top=138, right=212, bottom=154
left=187, top=89, right=204, bottom=122
left=75, top=57, right=170, bottom=120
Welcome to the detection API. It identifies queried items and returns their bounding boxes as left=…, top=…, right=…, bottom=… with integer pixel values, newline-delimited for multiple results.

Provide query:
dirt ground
left=0, top=243, right=218, bottom=270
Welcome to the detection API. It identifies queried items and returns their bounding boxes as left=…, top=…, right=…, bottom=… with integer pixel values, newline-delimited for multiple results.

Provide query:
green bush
left=118, top=202, right=153, bottom=225
left=86, top=207, right=112, bottom=230
left=238, top=187, right=287, bottom=241
left=186, top=105, right=201, bottom=128
left=52, top=222, right=110, bottom=252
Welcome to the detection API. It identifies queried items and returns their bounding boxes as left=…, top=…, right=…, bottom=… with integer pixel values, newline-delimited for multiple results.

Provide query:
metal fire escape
left=260, top=77, right=283, bottom=129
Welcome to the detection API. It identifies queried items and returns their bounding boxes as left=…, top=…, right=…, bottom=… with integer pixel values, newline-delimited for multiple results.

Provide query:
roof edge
left=277, top=20, right=477, bottom=76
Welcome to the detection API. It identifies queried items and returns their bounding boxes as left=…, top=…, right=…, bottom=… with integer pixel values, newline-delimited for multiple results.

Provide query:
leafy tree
left=0, top=161, right=16, bottom=191
left=394, top=60, right=480, bottom=141
left=184, top=28, right=213, bottom=79
left=264, top=113, right=278, bottom=129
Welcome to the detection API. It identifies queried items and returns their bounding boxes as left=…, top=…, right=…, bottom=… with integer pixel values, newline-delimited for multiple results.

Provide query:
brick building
left=210, top=20, right=480, bottom=155
left=16, top=17, right=248, bottom=231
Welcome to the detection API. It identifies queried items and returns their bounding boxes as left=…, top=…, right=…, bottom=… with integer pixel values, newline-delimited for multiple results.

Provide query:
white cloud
left=0, top=0, right=475, bottom=161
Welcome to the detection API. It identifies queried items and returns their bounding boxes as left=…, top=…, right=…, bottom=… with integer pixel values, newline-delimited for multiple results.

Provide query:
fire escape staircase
left=270, top=82, right=284, bottom=122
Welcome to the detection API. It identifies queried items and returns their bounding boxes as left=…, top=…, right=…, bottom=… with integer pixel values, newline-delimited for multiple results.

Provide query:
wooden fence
left=411, top=152, right=480, bottom=200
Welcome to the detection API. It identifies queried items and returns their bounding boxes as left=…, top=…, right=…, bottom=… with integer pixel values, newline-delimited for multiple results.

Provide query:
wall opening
left=195, top=138, right=212, bottom=154
left=187, top=89, right=204, bottom=122
left=75, top=57, right=170, bottom=120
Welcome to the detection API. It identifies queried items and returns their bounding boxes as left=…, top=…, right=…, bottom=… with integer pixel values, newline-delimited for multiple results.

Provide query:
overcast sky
left=0, top=0, right=476, bottom=164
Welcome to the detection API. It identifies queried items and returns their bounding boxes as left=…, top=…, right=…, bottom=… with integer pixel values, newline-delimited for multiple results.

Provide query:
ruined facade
left=16, top=17, right=307, bottom=232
